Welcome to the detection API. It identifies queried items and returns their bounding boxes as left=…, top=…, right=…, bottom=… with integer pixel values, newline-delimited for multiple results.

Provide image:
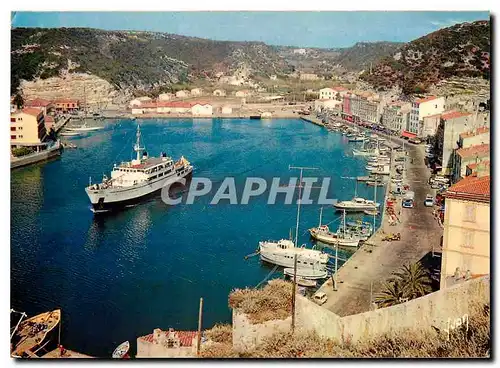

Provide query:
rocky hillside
left=361, top=20, right=490, bottom=94
left=11, top=27, right=292, bottom=95
left=334, top=42, right=403, bottom=71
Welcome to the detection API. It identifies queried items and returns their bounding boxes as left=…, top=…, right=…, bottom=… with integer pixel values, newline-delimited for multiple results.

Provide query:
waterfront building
left=332, top=86, right=349, bottom=98
left=54, top=99, right=80, bottom=113
left=25, top=98, right=54, bottom=116
left=190, top=88, right=203, bottom=97
left=213, top=89, right=226, bottom=97
left=381, top=101, right=411, bottom=135
left=342, top=92, right=381, bottom=125
left=175, top=90, right=190, bottom=98
left=408, top=96, right=445, bottom=137
left=136, top=328, right=199, bottom=358
left=438, top=111, right=473, bottom=176
left=421, top=113, right=441, bottom=138
left=10, top=108, right=47, bottom=147
left=319, top=88, right=336, bottom=100
left=314, top=99, right=342, bottom=112
left=221, top=106, right=233, bottom=115
left=191, top=103, right=213, bottom=116
left=452, top=143, right=490, bottom=183
left=441, top=174, right=490, bottom=289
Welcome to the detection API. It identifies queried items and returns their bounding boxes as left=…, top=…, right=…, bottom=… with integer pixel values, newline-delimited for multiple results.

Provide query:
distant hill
left=10, top=27, right=292, bottom=95
left=360, top=20, right=490, bottom=94
left=334, top=42, right=403, bottom=71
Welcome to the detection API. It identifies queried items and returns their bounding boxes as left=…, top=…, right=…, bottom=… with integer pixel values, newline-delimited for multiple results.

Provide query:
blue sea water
left=10, top=118, right=384, bottom=357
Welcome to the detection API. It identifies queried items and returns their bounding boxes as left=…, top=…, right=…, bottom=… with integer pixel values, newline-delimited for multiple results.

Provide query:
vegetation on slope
left=228, top=279, right=292, bottom=324
left=334, top=42, right=403, bottom=71
left=361, top=20, right=490, bottom=94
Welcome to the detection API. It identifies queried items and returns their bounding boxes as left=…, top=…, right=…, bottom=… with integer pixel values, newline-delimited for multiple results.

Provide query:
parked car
left=424, top=195, right=434, bottom=207
left=313, top=292, right=328, bottom=305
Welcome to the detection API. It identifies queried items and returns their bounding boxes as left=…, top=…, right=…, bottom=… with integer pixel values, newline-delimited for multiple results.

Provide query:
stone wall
left=232, top=311, right=291, bottom=352
left=295, top=275, right=489, bottom=343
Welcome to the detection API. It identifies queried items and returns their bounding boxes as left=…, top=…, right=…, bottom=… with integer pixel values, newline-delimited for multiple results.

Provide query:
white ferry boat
left=334, top=197, right=380, bottom=212
left=259, top=239, right=329, bottom=268
left=85, top=125, right=193, bottom=213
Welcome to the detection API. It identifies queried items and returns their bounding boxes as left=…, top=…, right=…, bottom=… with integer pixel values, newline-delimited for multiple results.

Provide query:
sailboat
left=259, top=168, right=329, bottom=269
left=67, top=84, right=103, bottom=132
left=334, top=180, right=380, bottom=212
left=309, top=208, right=360, bottom=247
left=353, top=137, right=381, bottom=157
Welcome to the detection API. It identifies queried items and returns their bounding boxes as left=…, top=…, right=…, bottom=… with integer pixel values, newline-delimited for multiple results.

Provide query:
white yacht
left=308, top=207, right=360, bottom=247
left=334, top=197, right=380, bottom=212
left=85, top=124, right=193, bottom=212
left=259, top=239, right=329, bottom=268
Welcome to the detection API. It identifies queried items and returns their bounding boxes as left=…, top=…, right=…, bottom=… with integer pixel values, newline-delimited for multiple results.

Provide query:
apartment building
left=408, top=96, right=445, bottom=137
left=10, top=108, right=47, bottom=147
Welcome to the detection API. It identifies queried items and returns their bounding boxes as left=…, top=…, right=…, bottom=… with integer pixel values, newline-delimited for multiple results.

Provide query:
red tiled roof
left=424, top=113, right=442, bottom=119
left=139, top=330, right=197, bottom=347
left=456, top=143, right=490, bottom=159
left=25, top=98, right=52, bottom=107
left=441, top=111, right=472, bottom=120
left=54, top=98, right=79, bottom=104
left=332, top=86, right=347, bottom=92
left=20, top=107, right=43, bottom=117
left=415, top=96, right=438, bottom=104
left=466, top=160, right=490, bottom=171
left=460, top=126, right=490, bottom=139
left=445, top=175, right=490, bottom=202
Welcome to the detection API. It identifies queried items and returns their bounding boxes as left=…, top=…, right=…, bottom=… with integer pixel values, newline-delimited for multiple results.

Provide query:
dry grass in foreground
left=228, top=279, right=292, bottom=324
left=201, top=303, right=490, bottom=358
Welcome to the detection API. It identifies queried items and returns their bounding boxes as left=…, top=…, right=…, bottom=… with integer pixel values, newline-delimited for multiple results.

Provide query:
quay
left=300, top=115, right=325, bottom=127
left=317, top=122, right=442, bottom=316
left=42, top=348, right=93, bottom=359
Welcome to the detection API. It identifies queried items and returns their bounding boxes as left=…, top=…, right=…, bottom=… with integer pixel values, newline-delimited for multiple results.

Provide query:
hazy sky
left=11, top=11, right=489, bottom=48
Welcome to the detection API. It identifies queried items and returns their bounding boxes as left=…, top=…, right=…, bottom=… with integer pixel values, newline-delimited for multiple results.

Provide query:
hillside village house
left=175, top=90, right=190, bottom=98
left=332, top=86, right=349, bottom=98
left=441, top=174, right=490, bottom=289
left=132, top=101, right=213, bottom=116
left=191, top=103, right=213, bottom=116
left=10, top=108, right=47, bottom=147
left=25, top=98, right=54, bottom=116
left=158, top=93, right=174, bottom=101
left=452, top=143, right=490, bottom=184
left=190, top=88, right=203, bottom=97
left=319, top=88, right=336, bottom=100
left=54, top=99, right=80, bottom=113
left=299, top=73, right=321, bottom=81
left=213, top=89, right=226, bottom=97
left=235, top=90, right=251, bottom=98
left=293, top=48, right=306, bottom=55
left=269, top=75, right=277, bottom=80
left=136, top=328, right=199, bottom=358
left=408, top=96, right=445, bottom=137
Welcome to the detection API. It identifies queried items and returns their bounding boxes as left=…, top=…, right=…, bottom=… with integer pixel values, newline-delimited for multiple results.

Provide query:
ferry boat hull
left=86, top=168, right=192, bottom=213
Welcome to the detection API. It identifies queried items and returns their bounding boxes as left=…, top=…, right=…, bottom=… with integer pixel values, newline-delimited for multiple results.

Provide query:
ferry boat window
left=151, top=175, right=158, bottom=180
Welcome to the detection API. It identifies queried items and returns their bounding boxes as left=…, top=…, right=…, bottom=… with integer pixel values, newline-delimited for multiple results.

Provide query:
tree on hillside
left=13, top=94, right=24, bottom=109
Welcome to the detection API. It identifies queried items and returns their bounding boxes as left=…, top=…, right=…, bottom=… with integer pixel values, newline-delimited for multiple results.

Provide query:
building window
left=11, top=135, right=16, bottom=140
left=462, top=230, right=474, bottom=249
left=10, top=127, right=16, bottom=131
left=464, top=204, right=476, bottom=222
left=10, top=118, right=16, bottom=123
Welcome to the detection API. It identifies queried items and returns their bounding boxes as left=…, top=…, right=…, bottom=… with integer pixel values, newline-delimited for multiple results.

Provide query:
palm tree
left=393, top=262, right=433, bottom=299
left=375, top=280, right=407, bottom=308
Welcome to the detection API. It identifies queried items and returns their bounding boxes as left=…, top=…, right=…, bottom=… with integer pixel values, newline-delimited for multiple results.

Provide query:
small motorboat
left=112, top=341, right=130, bottom=359
left=284, top=268, right=327, bottom=280
left=59, top=131, right=82, bottom=137
left=364, top=209, right=380, bottom=216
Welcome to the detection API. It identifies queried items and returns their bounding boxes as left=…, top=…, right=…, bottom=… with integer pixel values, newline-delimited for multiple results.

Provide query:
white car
left=313, top=292, right=328, bottom=305
left=424, top=195, right=434, bottom=207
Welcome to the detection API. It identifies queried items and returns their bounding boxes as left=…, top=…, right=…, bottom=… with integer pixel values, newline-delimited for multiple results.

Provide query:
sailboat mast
left=319, top=207, right=323, bottom=227
left=343, top=209, right=346, bottom=239
left=373, top=177, right=377, bottom=230
left=294, top=169, right=303, bottom=248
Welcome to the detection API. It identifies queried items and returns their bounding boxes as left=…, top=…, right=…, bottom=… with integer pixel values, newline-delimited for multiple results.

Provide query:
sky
left=11, top=11, right=489, bottom=48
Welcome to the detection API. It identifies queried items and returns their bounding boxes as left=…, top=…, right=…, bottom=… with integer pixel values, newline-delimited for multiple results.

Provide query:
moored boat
left=112, top=341, right=130, bottom=359
left=11, top=309, right=61, bottom=358
left=284, top=268, right=327, bottom=281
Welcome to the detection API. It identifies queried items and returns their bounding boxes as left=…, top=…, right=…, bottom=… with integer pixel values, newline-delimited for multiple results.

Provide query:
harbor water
left=11, top=118, right=385, bottom=357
